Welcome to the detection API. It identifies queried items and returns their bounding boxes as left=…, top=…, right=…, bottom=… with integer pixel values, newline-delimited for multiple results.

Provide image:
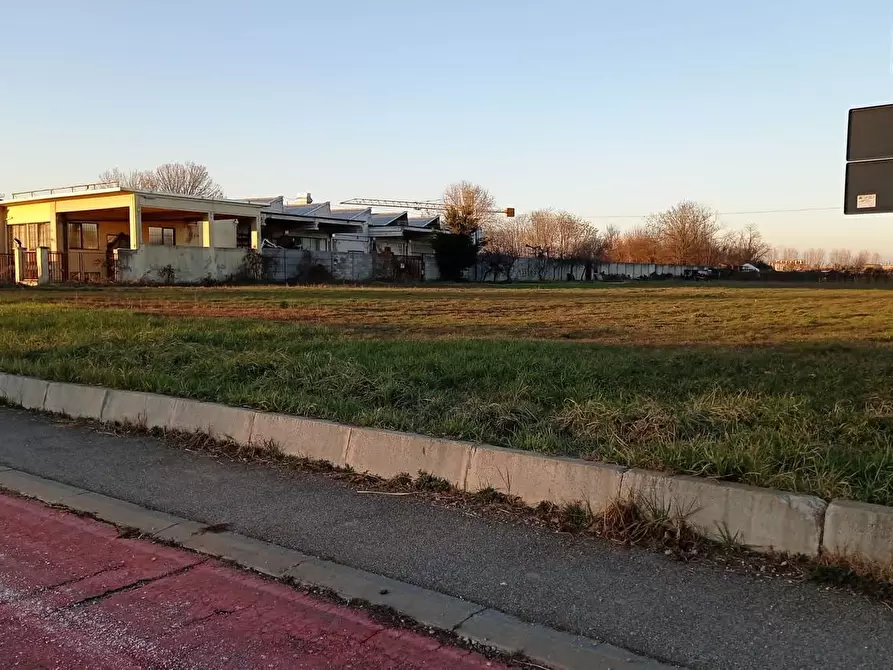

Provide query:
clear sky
left=2, top=1, right=893, bottom=255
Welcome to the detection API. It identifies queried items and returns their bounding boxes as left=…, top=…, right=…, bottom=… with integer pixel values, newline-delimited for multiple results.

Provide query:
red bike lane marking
left=0, top=492, right=505, bottom=669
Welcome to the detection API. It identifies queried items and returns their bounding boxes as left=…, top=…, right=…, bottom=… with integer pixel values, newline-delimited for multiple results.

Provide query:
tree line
left=769, top=247, right=886, bottom=271
left=481, top=199, right=774, bottom=270
left=96, top=164, right=887, bottom=274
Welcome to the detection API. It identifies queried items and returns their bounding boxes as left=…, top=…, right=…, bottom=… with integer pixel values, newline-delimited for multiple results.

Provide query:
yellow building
left=0, top=183, right=264, bottom=282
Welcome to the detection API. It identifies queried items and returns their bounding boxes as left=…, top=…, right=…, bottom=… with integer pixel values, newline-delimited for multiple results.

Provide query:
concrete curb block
left=465, top=445, right=627, bottom=512
left=0, top=467, right=672, bottom=670
left=169, top=398, right=256, bottom=445
left=345, top=427, right=475, bottom=485
left=2, top=372, right=891, bottom=562
left=823, top=499, right=893, bottom=563
left=456, top=609, right=667, bottom=669
left=99, top=389, right=177, bottom=431
left=249, top=411, right=351, bottom=466
left=0, top=469, right=87, bottom=506
left=44, top=382, right=108, bottom=421
left=620, top=469, right=827, bottom=556
left=2, top=375, right=50, bottom=411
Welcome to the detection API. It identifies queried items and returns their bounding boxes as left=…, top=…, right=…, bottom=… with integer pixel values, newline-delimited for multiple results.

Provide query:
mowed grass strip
left=3, top=283, right=893, bottom=344
left=1, top=292, right=893, bottom=505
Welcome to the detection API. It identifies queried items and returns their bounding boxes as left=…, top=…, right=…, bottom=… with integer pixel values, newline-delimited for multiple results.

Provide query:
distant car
left=682, top=268, right=714, bottom=281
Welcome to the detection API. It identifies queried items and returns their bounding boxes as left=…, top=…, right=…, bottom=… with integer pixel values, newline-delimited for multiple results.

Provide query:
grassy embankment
left=1, top=284, right=892, bottom=505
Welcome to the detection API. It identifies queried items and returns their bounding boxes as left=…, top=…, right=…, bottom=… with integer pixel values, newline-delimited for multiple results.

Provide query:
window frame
left=9, top=223, right=50, bottom=250
left=147, top=226, right=176, bottom=246
left=67, top=222, right=100, bottom=250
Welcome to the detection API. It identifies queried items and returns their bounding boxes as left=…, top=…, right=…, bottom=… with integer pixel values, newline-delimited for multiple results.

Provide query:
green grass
left=1, top=285, right=893, bottom=505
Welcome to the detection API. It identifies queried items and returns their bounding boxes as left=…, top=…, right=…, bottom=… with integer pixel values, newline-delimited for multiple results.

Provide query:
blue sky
left=2, top=0, right=893, bottom=254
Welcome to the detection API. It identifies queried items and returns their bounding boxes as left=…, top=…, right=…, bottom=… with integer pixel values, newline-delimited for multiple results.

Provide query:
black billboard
left=847, top=104, right=893, bottom=162
left=844, top=159, right=893, bottom=215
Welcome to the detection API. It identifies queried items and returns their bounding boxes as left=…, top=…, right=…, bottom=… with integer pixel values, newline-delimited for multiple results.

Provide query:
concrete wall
left=473, top=258, right=695, bottom=282
left=263, top=249, right=374, bottom=282
left=597, top=262, right=693, bottom=277
left=333, top=234, right=370, bottom=253
left=116, top=245, right=249, bottom=284
left=423, top=254, right=439, bottom=281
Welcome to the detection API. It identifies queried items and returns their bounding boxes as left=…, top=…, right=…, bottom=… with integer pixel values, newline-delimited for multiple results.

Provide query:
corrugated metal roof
left=282, top=202, right=331, bottom=216
left=369, top=212, right=408, bottom=227
left=329, top=208, right=371, bottom=221
left=407, top=216, right=441, bottom=229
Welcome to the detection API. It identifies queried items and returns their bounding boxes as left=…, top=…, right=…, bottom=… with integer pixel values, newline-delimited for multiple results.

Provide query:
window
left=9, top=223, right=49, bottom=250
left=67, top=222, right=99, bottom=250
left=148, top=227, right=176, bottom=246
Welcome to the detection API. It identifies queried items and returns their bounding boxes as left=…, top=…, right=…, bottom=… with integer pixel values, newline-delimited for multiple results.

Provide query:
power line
left=582, top=206, right=840, bottom=221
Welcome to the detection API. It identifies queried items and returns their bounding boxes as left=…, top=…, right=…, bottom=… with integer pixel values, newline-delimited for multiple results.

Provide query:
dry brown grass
left=3, top=283, right=893, bottom=345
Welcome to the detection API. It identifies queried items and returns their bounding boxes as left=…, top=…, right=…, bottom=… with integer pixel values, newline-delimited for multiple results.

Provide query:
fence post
left=13, top=248, right=25, bottom=284
left=35, top=247, right=50, bottom=285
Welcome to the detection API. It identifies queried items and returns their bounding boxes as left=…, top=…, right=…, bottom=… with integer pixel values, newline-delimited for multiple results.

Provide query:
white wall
left=214, top=220, right=237, bottom=248
left=332, top=234, right=369, bottom=252
left=116, top=246, right=248, bottom=284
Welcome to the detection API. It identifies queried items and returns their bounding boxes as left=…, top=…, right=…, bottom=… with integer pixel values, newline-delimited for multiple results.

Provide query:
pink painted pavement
left=0, top=492, right=507, bottom=669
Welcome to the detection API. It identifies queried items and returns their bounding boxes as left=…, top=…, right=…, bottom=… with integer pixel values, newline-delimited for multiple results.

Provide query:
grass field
left=1, top=284, right=893, bottom=505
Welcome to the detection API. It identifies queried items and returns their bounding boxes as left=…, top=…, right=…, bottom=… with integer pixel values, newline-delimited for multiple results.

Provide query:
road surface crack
left=360, top=628, right=386, bottom=644
left=0, top=563, right=127, bottom=604
left=179, top=606, right=240, bottom=630
left=451, top=606, right=487, bottom=631
left=63, top=558, right=208, bottom=610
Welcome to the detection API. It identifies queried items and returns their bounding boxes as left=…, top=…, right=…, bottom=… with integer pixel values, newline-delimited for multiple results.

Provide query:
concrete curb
left=823, top=499, right=893, bottom=563
left=0, top=372, right=889, bottom=562
left=619, top=469, right=827, bottom=556
left=0, top=466, right=672, bottom=670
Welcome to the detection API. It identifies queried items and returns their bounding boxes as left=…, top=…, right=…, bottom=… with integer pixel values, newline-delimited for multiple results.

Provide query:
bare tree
left=803, top=248, right=826, bottom=270
left=852, top=250, right=871, bottom=270
left=482, top=216, right=527, bottom=281
left=485, top=210, right=606, bottom=279
left=718, top=223, right=772, bottom=266
left=646, top=201, right=720, bottom=265
left=442, top=181, right=496, bottom=235
left=828, top=248, right=853, bottom=270
left=99, top=161, right=224, bottom=199
left=736, top=223, right=772, bottom=264
left=782, top=247, right=799, bottom=262
left=601, top=224, right=621, bottom=262
left=613, top=225, right=661, bottom=263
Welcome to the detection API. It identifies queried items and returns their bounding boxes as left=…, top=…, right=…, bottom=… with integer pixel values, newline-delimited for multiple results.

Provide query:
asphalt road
left=1, top=406, right=891, bottom=669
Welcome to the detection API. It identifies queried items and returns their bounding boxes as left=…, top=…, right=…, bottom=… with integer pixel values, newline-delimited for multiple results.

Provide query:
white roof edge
left=1, top=186, right=124, bottom=205
left=1, top=186, right=266, bottom=210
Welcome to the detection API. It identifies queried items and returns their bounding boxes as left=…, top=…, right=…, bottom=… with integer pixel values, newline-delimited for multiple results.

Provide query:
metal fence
left=22, top=251, right=38, bottom=281
left=0, top=253, right=14, bottom=283
left=373, top=254, right=424, bottom=282
left=64, top=251, right=109, bottom=283
left=47, top=252, right=64, bottom=283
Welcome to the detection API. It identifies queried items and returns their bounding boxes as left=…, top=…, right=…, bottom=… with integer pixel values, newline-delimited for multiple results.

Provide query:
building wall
left=262, top=249, right=374, bottom=282
left=408, top=239, right=435, bottom=255
left=332, top=234, right=369, bottom=253
left=116, top=245, right=249, bottom=284
left=3, top=194, right=135, bottom=252
left=423, top=254, right=439, bottom=281
left=213, top=220, right=238, bottom=248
